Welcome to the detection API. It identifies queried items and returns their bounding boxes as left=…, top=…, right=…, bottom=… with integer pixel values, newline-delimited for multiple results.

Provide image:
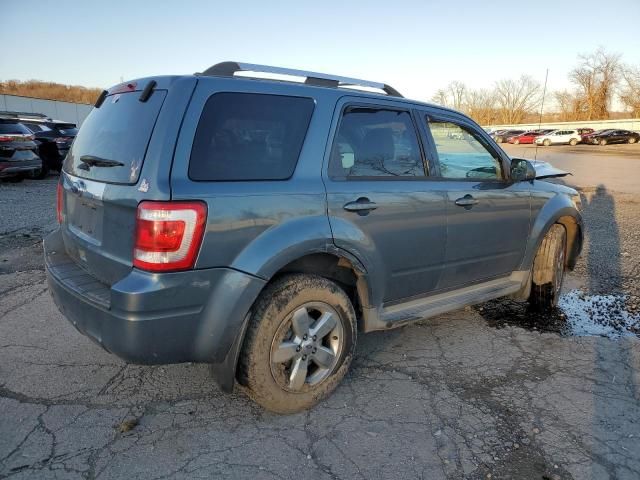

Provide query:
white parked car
left=534, top=129, right=582, bottom=146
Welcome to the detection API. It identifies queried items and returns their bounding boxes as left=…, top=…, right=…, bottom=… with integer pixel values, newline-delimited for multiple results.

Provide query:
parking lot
left=1, top=144, right=639, bottom=480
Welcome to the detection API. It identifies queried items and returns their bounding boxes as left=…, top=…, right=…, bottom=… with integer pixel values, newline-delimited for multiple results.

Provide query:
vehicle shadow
left=585, top=185, right=639, bottom=479
left=478, top=184, right=639, bottom=478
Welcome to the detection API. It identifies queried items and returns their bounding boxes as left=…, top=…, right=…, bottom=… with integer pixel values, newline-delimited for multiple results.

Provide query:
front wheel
left=543, top=139, right=551, bottom=146
left=514, top=139, right=520, bottom=145
left=629, top=137, right=637, bottom=144
left=238, top=274, right=357, bottom=413
left=600, top=139, right=607, bottom=146
left=569, top=138, right=578, bottom=146
left=530, top=224, right=566, bottom=309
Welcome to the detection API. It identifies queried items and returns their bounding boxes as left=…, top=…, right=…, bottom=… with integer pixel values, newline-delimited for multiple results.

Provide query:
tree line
left=431, top=48, right=640, bottom=125
left=0, top=79, right=102, bottom=105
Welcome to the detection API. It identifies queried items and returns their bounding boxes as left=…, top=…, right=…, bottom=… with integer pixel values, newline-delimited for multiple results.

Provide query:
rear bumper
left=44, top=229, right=266, bottom=389
left=0, top=158, right=42, bottom=177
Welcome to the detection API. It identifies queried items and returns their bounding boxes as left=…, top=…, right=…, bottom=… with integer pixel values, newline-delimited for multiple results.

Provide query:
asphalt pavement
left=1, top=147, right=639, bottom=480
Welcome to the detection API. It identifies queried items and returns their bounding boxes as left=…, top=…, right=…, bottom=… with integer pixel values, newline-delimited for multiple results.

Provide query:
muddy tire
left=32, top=162, right=50, bottom=180
left=529, top=224, right=566, bottom=310
left=237, top=274, right=357, bottom=414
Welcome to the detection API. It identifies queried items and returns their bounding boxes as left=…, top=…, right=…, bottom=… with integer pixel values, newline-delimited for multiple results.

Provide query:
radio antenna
left=534, top=68, right=549, bottom=163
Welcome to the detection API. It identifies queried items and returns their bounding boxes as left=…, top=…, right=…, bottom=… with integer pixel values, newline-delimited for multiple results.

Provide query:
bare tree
left=431, top=88, right=449, bottom=107
left=494, top=75, right=541, bottom=124
left=465, top=88, right=497, bottom=125
left=430, top=81, right=467, bottom=111
left=447, top=81, right=467, bottom=111
left=553, top=90, right=583, bottom=122
left=619, top=64, right=640, bottom=118
left=569, top=48, right=621, bottom=120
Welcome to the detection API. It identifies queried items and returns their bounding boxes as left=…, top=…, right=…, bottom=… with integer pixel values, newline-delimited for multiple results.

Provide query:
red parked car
left=507, top=130, right=548, bottom=144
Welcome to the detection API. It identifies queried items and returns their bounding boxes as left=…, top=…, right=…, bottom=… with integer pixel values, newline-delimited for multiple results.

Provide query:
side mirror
left=510, top=158, right=536, bottom=182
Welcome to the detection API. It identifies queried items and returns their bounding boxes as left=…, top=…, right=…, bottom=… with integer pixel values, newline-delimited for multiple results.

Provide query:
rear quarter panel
left=170, top=78, right=341, bottom=277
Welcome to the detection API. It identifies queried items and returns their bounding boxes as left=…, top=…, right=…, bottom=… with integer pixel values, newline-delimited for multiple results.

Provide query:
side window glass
left=189, top=93, right=314, bottom=181
left=329, top=107, right=424, bottom=178
left=427, top=118, right=503, bottom=180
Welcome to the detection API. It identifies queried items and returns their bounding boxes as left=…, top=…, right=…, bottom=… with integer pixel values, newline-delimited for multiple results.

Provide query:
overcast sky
left=2, top=0, right=640, bottom=103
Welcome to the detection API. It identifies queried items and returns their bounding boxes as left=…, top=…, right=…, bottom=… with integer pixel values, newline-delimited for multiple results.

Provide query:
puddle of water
left=477, top=290, right=640, bottom=339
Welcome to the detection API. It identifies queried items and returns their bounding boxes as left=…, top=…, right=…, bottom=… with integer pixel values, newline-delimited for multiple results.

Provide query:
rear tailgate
left=59, top=76, right=197, bottom=285
left=0, top=122, right=38, bottom=161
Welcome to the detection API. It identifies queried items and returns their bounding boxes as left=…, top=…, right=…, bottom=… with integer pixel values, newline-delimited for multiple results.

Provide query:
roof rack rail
left=0, top=111, right=52, bottom=120
left=197, top=61, right=403, bottom=98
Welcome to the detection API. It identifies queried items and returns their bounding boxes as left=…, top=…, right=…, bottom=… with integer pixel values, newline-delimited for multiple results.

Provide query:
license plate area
left=64, top=174, right=106, bottom=246
left=67, top=195, right=103, bottom=245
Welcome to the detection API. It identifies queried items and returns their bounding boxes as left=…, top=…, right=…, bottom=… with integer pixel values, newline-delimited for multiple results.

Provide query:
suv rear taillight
left=133, top=201, right=207, bottom=272
left=56, top=182, right=64, bottom=224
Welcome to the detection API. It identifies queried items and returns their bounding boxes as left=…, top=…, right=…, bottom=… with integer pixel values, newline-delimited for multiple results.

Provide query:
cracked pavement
left=1, top=154, right=640, bottom=480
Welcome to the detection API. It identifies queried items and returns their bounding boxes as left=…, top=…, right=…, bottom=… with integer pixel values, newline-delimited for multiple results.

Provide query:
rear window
left=0, top=123, right=31, bottom=134
left=58, top=127, right=78, bottom=136
left=189, top=93, right=314, bottom=181
left=24, top=123, right=43, bottom=132
left=63, top=90, right=166, bottom=184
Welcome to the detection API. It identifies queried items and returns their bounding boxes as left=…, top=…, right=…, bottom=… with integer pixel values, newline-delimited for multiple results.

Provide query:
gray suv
left=45, top=62, right=583, bottom=413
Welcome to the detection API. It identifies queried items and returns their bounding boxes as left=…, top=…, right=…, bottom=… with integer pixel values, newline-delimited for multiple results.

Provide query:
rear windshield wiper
left=78, top=155, right=125, bottom=170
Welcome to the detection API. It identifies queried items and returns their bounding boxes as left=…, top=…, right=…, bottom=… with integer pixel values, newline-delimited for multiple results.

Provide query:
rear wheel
left=514, top=139, right=520, bottom=145
left=629, top=137, right=637, bottom=144
left=34, top=146, right=53, bottom=179
left=496, top=137, right=503, bottom=143
left=32, top=162, right=50, bottom=179
left=600, top=139, right=607, bottom=146
left=529, top=224, right=566, bottom=310
left=238, top=274, right=357, bottom=413
left=569, top=138, right=578, bottom=146
left=543, top=139, right=551, bottom=146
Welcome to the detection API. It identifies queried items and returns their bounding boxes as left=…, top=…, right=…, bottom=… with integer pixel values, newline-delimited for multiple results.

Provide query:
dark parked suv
left=45, top=62, right=583, bottom=413
left=0, top=119, right=42, bottom=181
left=16, top=113, right=78, bottom=177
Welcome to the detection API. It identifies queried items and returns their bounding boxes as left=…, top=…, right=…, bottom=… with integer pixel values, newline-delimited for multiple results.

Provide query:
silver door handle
left=454, top=196, right=479, bottom=207
left=343, top=200, right=378, bottom=212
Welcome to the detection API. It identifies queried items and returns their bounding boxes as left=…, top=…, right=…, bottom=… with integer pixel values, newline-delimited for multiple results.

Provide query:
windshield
left=63, top=90, right=166, bottom=184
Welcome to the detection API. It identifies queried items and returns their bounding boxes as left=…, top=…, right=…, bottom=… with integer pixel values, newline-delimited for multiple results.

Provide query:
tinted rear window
left=189, top=93, right=314, bottom=181
left=58, top=127, right=78, bottom=136
left=63, top=90, right=166, bottom=184
left=0, top=123, right=31, bottom=134
left=24, top=123, right=43, bottom=132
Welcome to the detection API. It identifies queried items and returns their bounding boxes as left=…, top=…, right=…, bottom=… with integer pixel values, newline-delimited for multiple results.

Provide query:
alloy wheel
left=269, top=302, right=344, bottom=392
